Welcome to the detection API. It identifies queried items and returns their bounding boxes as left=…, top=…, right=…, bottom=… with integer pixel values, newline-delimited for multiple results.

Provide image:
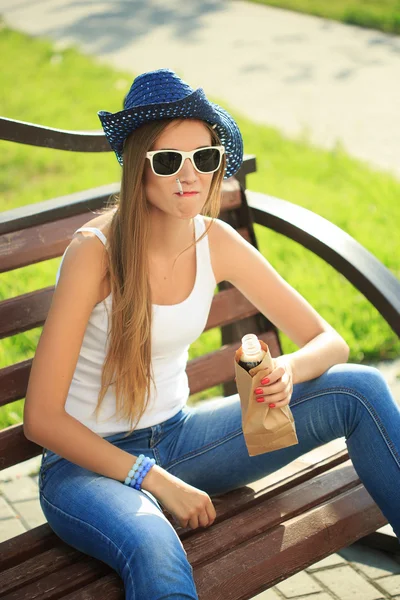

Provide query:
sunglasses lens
left=194, top=148, right=221, bottom=173
left=152, top=151, right=182, bottom=175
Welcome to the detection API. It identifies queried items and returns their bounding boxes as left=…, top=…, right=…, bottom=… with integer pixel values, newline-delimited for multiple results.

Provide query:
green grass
left=1, top=27, right=399, bottom=428
left=248, top=0, right=400, bottom=34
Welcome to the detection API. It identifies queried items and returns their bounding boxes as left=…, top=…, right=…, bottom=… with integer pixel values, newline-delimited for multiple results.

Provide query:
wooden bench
left=1, top=117, right=399, bottom=599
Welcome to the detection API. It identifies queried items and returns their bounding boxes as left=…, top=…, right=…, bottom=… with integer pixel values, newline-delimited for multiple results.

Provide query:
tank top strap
left=55, top=227, right=107, bottom=287
left=75, top=227, right=107, bottom=246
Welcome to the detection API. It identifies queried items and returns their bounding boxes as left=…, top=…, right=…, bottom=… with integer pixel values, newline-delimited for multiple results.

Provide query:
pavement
left=1, top=1, right=400, bottom=597
left=0, top=0, right=400, bottom=179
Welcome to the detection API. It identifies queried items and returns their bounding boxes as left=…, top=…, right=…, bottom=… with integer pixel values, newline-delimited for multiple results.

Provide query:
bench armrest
left=246, top=190, right=400, bottom=336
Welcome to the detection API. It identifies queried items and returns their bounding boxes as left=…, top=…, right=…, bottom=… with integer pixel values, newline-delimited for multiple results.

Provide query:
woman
left=24, top=68, right=400, bottom=600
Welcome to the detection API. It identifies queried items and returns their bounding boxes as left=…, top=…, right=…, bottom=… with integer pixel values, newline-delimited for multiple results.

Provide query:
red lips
left=175, top=192, right=199, bottom=196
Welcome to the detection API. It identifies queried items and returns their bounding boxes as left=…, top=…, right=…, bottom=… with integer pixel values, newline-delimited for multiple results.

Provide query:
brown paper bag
left=234, top=339, right=298, bottom=456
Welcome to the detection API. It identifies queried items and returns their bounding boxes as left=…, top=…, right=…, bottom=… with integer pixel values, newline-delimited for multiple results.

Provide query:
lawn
left=248, top=0, right=400, bottom=34
left=1, top=27, right=399, bottom=428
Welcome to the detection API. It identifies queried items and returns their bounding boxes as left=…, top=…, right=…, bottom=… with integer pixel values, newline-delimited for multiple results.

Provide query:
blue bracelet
left=124, top=454, right=156, bottom=491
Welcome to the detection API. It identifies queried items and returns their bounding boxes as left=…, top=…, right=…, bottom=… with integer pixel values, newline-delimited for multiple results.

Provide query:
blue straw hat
left=98, top=68, right=243, bottom=179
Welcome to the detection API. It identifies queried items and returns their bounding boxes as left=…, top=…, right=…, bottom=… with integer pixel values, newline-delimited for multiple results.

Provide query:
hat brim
left=98, top=88, right=243, bottom=179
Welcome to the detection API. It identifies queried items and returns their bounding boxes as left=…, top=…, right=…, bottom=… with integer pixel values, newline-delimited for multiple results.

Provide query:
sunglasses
left=146, top=145, right=225, bottom=177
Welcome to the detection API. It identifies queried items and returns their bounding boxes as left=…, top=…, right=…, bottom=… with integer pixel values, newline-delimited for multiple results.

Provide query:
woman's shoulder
left=62, top=209, right=116, bottom=304
left=77, top=208, right=117, bottom=241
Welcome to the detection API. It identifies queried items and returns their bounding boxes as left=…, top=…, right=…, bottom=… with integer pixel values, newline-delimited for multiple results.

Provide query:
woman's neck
left=147, top=212, right=195, bottom=258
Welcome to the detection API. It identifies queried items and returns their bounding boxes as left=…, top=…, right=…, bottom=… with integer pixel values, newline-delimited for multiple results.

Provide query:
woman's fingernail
left=254, top=388, right=263, bottom=395
left=261, top=377, right=270, bottom=385
left=256, top=397, right=264, bottom=402
left=269, top=403, right=276, bottom=408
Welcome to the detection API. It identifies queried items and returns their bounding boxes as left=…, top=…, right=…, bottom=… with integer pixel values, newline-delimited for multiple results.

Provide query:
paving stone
left=0, top=456, right=41, bottom=481
left=0, top=495, right=16, bottom=519
left=0, top=517, right=26, bottom=543
left=338, top=544, right=400, bottom=578
left=13, top=498, right=47, bottom=529
left=283, top=595, right=333, bottom=600
left=1, top=476, right=39, bottom=503
left=313, top=565, right=385, bottom=600
left=306, top=553, right=347, bottom=571
left=377, top=575, right=400, bottom=596
left=275, top=571, right=322, bottom=597
left=251, top=588, right=282, bottom=599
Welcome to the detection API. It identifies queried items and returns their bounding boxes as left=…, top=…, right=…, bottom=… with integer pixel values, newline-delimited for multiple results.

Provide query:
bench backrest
left=0, top=120, right=282, bottom=471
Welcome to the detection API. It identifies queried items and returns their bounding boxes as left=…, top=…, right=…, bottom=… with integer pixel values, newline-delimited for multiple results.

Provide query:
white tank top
left=56, top=214, right=216, bottom=437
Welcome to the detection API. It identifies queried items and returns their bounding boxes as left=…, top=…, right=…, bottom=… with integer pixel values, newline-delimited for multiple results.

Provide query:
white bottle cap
left=241, top=334, right=262, bottom=357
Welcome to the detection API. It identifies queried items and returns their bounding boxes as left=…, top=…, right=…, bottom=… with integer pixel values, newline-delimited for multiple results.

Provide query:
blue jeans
left=39, top=364, right=400, bottom=599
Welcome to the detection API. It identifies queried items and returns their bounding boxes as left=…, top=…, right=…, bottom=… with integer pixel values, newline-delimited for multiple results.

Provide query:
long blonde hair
left=94, top=119, right=226, bottom=436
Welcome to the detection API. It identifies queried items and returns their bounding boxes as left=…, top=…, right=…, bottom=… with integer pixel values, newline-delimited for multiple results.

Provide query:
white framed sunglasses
left=146, top=145, right=225, bottom=177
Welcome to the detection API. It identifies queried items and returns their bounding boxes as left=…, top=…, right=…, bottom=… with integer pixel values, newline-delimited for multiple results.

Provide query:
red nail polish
left=254, top=388, right=263, bottom=395
left=269, top=403, right=276, bottom=408
left=256, top=397, right=264, bottom=403
left=261, top=377, right=270, bottom=385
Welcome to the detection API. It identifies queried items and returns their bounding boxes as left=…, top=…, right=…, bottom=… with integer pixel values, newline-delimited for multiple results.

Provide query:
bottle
left=238, top=334, right=266, bottom=373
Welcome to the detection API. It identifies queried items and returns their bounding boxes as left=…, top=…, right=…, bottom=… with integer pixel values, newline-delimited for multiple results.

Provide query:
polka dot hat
left=98, top=68, right=243, bottom=179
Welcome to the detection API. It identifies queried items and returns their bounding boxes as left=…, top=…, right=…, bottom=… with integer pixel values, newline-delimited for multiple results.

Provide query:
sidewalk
left=1, top=359, right=400, bottom=599
left=0, top=0, right=399, bottom=179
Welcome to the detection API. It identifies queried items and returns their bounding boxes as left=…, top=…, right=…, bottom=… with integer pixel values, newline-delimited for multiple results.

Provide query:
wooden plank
left=0, top=284, right=258, bottom=346
left=0, top=524, right=60, bottom=572
left=0, top=288, right=53, bottom=339
left=0, top=445, right=350, bottom=570
left=0, top=213, right=89, bottom=272
left=60, top=574, right=124, bottom=600
left=205, top=288, right=258, bottom=331
left=193, top=485, right=387, bottom=600
left=0, top=554, right=111, bottom=600
left=0, top=546, right=82, bottom=596
left=1, top=460, right=384, bottom=600
left=0, top=360, right=31, bottom=407
left=0, top=328, right=278, bottom=408
left=0, top=423, right=41, bottom=471
left=0, top=176, right=242, bottom=240
left=185, top=461, right=364, bottom=565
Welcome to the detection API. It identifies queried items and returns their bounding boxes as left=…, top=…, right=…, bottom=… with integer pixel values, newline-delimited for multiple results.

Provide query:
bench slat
left=0, top=445, right=349, bottom=571
left=0, top=361, right=31, bottom=408
left=0, top=187, right=242, bottom=273
left=60, top=574, right=124, bottom=600
left=0, top=323, right=275, bottom=408
left=0, top=546, right=82, bottom=597
left=0, top=459, right=386, bottom=600
left=185, top=461, right=361, bottom=565
left=0, top=332, right=279, bottom=468
left=0, top=289, right=53, bottom=339
left=1, top=555, right=111, bottom=600
left=0, top=281, right=257, bottom=342
left=193, top=485, right=387, bottom=599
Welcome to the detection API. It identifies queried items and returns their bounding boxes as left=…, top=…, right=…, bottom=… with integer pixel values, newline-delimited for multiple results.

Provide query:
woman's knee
left=326, top=363, right=391, bottom=403
left=120, top=515, right=196, bottom=597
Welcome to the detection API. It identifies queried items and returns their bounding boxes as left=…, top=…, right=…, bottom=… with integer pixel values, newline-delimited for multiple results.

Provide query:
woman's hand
left=143, top=466, right=216, bottom=530
left=253, top=355, right=294, bottom=408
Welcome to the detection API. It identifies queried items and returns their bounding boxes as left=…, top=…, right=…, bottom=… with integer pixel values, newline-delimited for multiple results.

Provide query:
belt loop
left=149, top=425, right=156, bottom=448
left=150, top=424, right=162, bottom=448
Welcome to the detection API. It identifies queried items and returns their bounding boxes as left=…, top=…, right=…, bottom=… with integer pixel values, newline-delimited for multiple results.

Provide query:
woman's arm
left=213, top=219, right=350, bottom=384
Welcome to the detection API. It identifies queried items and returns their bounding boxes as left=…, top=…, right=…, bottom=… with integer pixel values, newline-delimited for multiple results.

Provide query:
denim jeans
left=39, top=363, right=400, bottom=599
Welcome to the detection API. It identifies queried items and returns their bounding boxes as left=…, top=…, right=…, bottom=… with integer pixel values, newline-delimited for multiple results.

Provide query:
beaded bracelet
left=124, top=454, right=156, bottom=491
